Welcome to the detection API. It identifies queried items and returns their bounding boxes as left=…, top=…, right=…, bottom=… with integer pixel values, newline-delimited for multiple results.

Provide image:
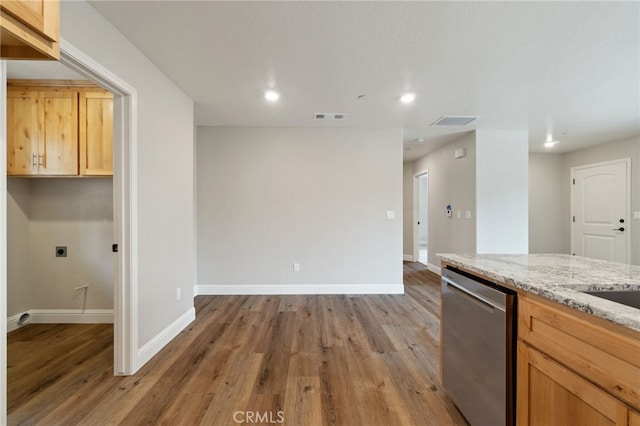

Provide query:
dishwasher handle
left=442, top=275, right=507, bottom=313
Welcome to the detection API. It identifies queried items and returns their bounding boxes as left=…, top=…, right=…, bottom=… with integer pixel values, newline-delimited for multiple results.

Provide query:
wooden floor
left=7, top=262, right=468, bottom=425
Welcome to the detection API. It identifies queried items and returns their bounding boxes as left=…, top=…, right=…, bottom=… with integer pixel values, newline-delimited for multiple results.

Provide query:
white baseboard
left=427, top=263, right=442, bottom=275
left=403, top=254, right=414, bottom=262
left=7, top=314, right=20, bottom=333
left=7, top=309, right=114, bottom=333
left=195, top=283, right=405, bottom=296
left=136, top=307, right=195, bottom=369
left=30, top=309, right=114, bottom=324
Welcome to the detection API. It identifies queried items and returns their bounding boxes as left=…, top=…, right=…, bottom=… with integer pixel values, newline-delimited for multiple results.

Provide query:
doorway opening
left=414, top=171, right=429, bottom=266
left=2, top=40, right=137, bottom=388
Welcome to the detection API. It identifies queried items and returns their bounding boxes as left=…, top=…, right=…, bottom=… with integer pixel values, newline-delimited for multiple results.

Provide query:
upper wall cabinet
left=0, top=0, right=60, bottom=60
left=6, top=81, right=114, bottom=177
left=7, top=89, right=78, bottom=175
left=80, top=90, right=114, bottom=176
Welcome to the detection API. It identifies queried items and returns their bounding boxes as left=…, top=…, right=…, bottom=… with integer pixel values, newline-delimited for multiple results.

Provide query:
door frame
left=58, top=39, right=138, bottom=375
left=413, top=169, right=429, bottom=264
left=570, top=158, right=631, bottom=264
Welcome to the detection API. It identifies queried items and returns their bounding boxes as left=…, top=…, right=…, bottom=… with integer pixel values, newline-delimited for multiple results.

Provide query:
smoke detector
left=431, top=116, right=478, bottom=126
left=314, top=113, right=346, bottom=120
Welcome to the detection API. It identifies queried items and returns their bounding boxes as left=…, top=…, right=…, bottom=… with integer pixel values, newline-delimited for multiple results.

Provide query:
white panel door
left=571, top=160, right=629, bottom=263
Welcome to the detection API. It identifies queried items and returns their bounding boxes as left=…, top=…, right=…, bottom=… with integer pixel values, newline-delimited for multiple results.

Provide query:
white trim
left=403, top=254, right=415, bottom=262
left=136, top=308, right=195, bottom=369
left=570, top=157, right=632, bottom=264
left=7, top=315, right=19, bottom=333
left=413, top=169, right=429, bottom=263
left=426, top=263, right=442, bottom=276
left=28, top=309, right=114, bottom=324
left=7, top=312, right=30, bottom=333
left=59, top=39, right=138, bottom=376
left=195, top=284, right=405, bottom=296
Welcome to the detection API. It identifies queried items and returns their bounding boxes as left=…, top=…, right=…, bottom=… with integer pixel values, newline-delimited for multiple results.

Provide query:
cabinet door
left=40, top=91, right=78, bottom=175
left=518, top=343, right=628, bottom=426
left=79, top=91, right=113, bottom=176
left=6, top=90, right=40, bottom=175
left=630, top=410, right=640, bottom=426
left=0, top=0, right=59, bottom=59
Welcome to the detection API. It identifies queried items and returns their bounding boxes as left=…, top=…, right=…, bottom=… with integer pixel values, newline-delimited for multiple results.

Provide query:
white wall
left=413, top=133, right=477, bottom=268
left=197, top=127, right=403, bottom=293
left=7, top=179, right=32, bottom=317
left=33, top=180, right=113, bottom=310
left=528, top=153, right=564, bottom=253
left=475, top=129, right=529, bottom=253
left=59, top=1, right=195, bottom=348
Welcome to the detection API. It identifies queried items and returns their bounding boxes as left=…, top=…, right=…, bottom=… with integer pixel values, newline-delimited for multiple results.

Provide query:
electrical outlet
left=293, top=263, right=300, bottom=272
left=176, top=288, right=181, bottom=301
left=56, top=246, right=67, bottom=257
left=634, top=211, right=640, bottom=220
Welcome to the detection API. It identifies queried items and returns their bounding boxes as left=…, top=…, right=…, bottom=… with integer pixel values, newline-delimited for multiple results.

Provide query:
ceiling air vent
left=314, top=113, right=346, bottom=120
left=431, top=116, right=478, bottom=126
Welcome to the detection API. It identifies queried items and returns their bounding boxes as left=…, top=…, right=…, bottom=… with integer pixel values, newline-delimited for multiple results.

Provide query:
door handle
left=613, top=227, right=625, bottom=232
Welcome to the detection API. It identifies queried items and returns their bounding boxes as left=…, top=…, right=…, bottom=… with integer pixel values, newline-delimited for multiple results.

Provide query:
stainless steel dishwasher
left=441, top=267, right=516, bottom=426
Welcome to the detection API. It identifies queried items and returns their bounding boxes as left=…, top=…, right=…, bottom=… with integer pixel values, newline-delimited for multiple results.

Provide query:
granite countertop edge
left=437, top=254, right=640, bottom=333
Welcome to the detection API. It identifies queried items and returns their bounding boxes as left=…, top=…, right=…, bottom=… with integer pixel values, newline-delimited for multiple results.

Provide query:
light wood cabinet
left=517, top=295, right=640, bottom=425
left=519, top=344, right=629, bottom=426
left=7, top=89, right=78, bottom=175
left=79, top=90, right=113, bottom=176
left=6, top=81, right=113, bottom=177
left=0, top=0, right=59, bottom=59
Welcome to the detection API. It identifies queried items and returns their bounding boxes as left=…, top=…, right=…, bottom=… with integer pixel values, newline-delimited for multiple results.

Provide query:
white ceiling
left=12, top=1, right=640, bottom=161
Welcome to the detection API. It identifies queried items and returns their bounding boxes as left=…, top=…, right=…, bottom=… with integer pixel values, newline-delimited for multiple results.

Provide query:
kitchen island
left=438, top=253, right=640, bottom=426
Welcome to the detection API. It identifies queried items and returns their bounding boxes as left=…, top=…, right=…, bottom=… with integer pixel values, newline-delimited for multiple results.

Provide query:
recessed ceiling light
left=544, top=141, right=559, bottom=148
left=400, top=93, right=416, bottom=104
left=265, top=90, right=280, bottom=102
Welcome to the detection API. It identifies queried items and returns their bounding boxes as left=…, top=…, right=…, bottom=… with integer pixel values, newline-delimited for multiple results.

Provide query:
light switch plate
left=634, top=211, right=640, bottom=220
left=465, top=210, right=472, bottom=219
left=386, top=210, right=396, bottom=219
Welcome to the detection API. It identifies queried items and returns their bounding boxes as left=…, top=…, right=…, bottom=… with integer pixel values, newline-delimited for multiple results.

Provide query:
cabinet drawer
left=519, top=296, right=640, bottom=409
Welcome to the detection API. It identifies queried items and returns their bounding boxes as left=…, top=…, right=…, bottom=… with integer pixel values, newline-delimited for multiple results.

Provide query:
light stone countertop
left=436, top=253, right=640, bottom=333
